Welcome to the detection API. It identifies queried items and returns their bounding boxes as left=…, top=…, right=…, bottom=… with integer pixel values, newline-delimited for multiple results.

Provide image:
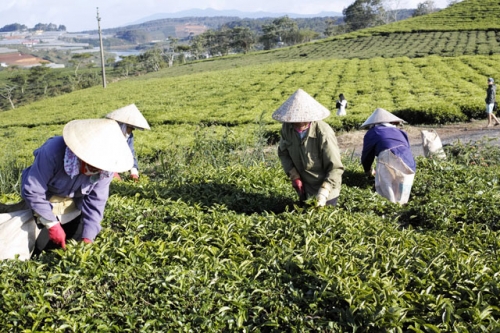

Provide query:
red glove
left=130, top=174, right=139, bottom=181
left=82, top=238, right=92, bottom=244
left=48, top=223, right=66, bottom=249
left=291, top=178, right=306, bottom=198
left=113, top=172, right=122, bottom=181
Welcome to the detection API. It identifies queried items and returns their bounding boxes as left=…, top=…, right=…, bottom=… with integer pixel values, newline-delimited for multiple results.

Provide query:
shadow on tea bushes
left=111, top=167, right=295, bottom=216
left=401, top=157, right=500, bottom=231
left=166, top=182, right=293, bottom=215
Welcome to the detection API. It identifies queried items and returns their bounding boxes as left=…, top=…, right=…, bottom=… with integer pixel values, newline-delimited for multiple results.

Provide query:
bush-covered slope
left=143, top=0, right=500, bottom=72
left=1, top=54, right=498, bottom=163
left=257, top=0, right=500, bottom=63
left=1, top=134, right=500, bottom=332
left=354, top=0, right=500, bottom=35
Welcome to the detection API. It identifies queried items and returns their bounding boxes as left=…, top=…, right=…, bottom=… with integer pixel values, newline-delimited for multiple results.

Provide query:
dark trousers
left=34, top=216, right=83, bottom=254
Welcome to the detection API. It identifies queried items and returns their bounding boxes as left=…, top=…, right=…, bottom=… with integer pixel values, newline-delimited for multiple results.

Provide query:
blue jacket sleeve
left=21, top=138, right=61, bottom=222
left=127, top=134, right=138, bottom=170
left=361, top=132, right=376, bottom=173
left=80, top=175, right=112, bottom=241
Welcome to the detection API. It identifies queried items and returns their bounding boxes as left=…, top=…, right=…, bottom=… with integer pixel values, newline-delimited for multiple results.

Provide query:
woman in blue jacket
left=361, top=108, right=416, bottom=204
left=361, top=108, right=416, bottom=174
left=21, top=119, right=133, bottom=250
left=105, top=104, right=150, bottom=180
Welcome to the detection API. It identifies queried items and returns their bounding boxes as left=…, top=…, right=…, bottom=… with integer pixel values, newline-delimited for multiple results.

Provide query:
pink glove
left=291, top=178, right=306, bottom=200
left=130, top=174, right=139, bottom=181
left=113, top=172, right=121, bottom=181
left=48, top=223, right=66, bottom=249
left=291, top=178, right=304, bottom=194
left=82, top=238, right=92, bottom=244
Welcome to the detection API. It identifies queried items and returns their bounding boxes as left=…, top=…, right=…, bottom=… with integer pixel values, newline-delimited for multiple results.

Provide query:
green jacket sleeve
left=277, top=126, right=295, bottom=178
left=319, top=126, right=344, bottom=198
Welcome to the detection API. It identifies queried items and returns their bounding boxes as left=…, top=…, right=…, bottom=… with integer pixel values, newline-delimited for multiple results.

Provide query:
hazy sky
left=2, top=0, right=451, bottom=32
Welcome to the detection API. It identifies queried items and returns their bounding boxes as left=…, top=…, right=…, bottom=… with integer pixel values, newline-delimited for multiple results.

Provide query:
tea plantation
left=1, top=0, right=500, bottom=331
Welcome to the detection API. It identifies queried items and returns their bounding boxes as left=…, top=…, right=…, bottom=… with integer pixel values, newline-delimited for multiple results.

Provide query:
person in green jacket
left=273, top=89, right=344, bottom=207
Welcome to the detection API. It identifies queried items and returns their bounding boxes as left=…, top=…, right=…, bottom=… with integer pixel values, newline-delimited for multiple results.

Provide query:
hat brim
left=63, top=119, right=134, bottom=172
left=105, top=104, right=151, bottom=130
left=272, top=89, right=331, bottom=123
left=360, top=108, right=406, bottom=129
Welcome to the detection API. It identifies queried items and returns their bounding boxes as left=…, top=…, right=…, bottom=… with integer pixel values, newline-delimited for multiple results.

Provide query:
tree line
left=0, top=64, right=100, bottom=111
left=0, top=23, right=66, bottom=32
left=111, top=0, right=444, bottom=57
left=0, top=49, right=182, bottom=111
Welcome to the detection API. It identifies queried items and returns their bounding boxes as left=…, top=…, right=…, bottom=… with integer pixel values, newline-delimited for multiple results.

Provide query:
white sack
left=0, top=208, right=40, bottom=261
left=421, top=130, right=446, bottom=159
left=375, top=149, right=416, bottom=204
left=0, top=197, right=81, bottom=261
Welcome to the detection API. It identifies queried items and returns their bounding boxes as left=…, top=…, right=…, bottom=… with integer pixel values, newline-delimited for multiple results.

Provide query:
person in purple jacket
left=360, top=108, right=416, bottom=175
left=21, top=118, right=133, bottom=250
left=105, top=104, right=150, bottom=181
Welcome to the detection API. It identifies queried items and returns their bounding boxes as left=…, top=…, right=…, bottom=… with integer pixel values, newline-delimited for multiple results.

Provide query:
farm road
left=336, top=120, right=500, bottom=157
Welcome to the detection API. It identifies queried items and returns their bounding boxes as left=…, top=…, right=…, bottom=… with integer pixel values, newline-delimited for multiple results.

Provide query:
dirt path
left=336, top=119, right=500, bottom=157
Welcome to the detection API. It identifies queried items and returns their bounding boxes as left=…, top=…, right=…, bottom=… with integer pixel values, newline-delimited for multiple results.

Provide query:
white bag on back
left=0, top=207, right=40, bottom=261
left=375, top=149, right=416, bottom=204
left=421, top=130, right=446, bottom=159
left=0, top=197, right=82, bottom=260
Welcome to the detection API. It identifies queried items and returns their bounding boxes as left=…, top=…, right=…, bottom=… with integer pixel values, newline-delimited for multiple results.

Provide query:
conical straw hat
left=105, top=104, right=150, bottom=130
left=360, top=108, right=406, bottom=129
left=272, top=89, right=331, bottom=122
left=63, top=119, right=134, bottom=172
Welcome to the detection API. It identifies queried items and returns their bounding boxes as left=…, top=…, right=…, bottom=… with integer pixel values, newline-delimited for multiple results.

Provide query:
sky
left=2, top=0, right=451, bottom=32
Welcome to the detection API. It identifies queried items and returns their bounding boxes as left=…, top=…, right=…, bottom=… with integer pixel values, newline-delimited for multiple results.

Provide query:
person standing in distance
left=485, top=77, right=500, bottom=127
left=336, top=93, right=347, bottom=116
left=105, top=104, right=151, bottom=181
left=273, top=89, right=344, bottom=207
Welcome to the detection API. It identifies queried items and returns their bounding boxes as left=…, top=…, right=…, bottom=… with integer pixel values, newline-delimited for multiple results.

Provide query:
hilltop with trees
left=0, top=22, right=66, bottom=32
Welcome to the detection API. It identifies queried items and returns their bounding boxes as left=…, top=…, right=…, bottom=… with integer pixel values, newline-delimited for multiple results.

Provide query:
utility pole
left=96, top=7, right=106, bottom=88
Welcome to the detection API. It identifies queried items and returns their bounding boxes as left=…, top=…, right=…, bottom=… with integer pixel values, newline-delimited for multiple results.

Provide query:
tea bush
left=1, top=130, right=500, bottom=332
left=2, top=1, right=500, bottom=327
left=395, top=102, right=467, bottom=125
left=1, top=54, right=498, bottom=163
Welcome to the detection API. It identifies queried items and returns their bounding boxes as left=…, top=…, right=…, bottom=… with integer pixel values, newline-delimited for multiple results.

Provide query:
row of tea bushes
left=2, top=129, right=500, bottom=331
left=1, top=55, right=499, bottom=159
left=2, top=141, right=500, bottom=331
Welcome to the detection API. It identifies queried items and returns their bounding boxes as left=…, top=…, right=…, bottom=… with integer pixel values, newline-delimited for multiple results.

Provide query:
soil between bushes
left=336, top=119, right=500, bottom=157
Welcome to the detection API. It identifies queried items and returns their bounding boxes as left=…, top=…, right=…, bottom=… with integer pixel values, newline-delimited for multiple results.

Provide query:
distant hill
left=128, top=8, right=343, bottom=25
left=97, top=13, right=346, bottom=40
left=87, top=8, right=413, bottom=40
